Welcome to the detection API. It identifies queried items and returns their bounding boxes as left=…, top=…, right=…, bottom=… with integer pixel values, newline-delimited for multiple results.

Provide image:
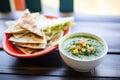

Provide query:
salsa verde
left=62, top=36, right=105, bottom=60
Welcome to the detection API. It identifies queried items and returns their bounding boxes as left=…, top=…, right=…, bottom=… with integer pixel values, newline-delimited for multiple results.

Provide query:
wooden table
left=0, top=12, right=120, bottom=80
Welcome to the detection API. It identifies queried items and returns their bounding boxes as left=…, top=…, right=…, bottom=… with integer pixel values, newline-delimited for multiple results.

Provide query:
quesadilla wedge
left=13, top=42, right=46, bottom=49
left=5, top=21, right=16, bottom=27
left=46, top=31, right=64, bottom=49
left=9, top=32, right=47, bottom=43
left=12, top=31, right=29, bottom=39
left=42, top=17, right=73, bottom=40
left=16, top=46, right=35, bottom=54
left=17, top=9, right=43, bottom=37
left=5, top=21, right=26, bottom=33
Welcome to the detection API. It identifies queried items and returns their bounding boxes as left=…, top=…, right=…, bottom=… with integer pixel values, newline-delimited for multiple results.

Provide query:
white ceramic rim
left=59, top=32, right=108, bottom=62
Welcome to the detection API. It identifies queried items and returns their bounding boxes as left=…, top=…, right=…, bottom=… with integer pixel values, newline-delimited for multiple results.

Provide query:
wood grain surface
left=0, top=12, right=120, bottom=80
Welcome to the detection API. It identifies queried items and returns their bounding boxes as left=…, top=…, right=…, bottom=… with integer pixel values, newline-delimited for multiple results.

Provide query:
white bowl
left=59, top=32, right=108, bottom=72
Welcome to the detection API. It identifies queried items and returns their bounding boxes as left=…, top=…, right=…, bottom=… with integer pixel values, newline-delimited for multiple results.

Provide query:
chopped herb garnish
left=62, top=36, right=104, bottom=60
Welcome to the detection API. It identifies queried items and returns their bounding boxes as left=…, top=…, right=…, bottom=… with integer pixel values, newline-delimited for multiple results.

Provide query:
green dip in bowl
left=62, top=35, right=105, bottom=60
left=59, top=32, right=108, bottom=72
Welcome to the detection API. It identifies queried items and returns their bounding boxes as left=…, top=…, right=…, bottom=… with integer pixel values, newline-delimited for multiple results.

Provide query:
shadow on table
left=10, top=50, right=93, bottom=77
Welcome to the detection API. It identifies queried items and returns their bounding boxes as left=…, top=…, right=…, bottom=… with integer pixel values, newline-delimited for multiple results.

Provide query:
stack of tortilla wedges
left=5, top=9, right=73, bottom=54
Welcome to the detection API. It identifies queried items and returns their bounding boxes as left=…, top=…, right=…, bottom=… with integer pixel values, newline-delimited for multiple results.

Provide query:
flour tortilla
left=46, top=31, right=64, bottom=48
left=12, top=31, right=29, bottom=39
left=17, top=9, right=43, bottom=36
left=5, top=21, right=16, bottom=27
left=13, top=42, right=46, bottom=49
left=31, top=13, right=40, bottom=19
left=16, top=46, right=35, bottom=54
left=42, top=17, right=73, bottom=40
left=42, top=17, right=73, bottom=30
left=44, top=33, right=54, bottom=40
left=9, top=32, right=46, bottom=43
left=5, top=21, right=25, bottom=33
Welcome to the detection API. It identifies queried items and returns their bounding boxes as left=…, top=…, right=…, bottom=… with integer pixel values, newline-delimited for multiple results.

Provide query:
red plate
left=2, top=15, right=71, bottom=58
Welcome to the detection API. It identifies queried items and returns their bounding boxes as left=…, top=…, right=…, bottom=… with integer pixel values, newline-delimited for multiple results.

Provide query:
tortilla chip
left=16, top=46, right=35, bottom=54
left=9, top=32, right=46, bottom=43
left=13, top=42, right=46, bottom=49
left=46, top=31, right=64, bottom=48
